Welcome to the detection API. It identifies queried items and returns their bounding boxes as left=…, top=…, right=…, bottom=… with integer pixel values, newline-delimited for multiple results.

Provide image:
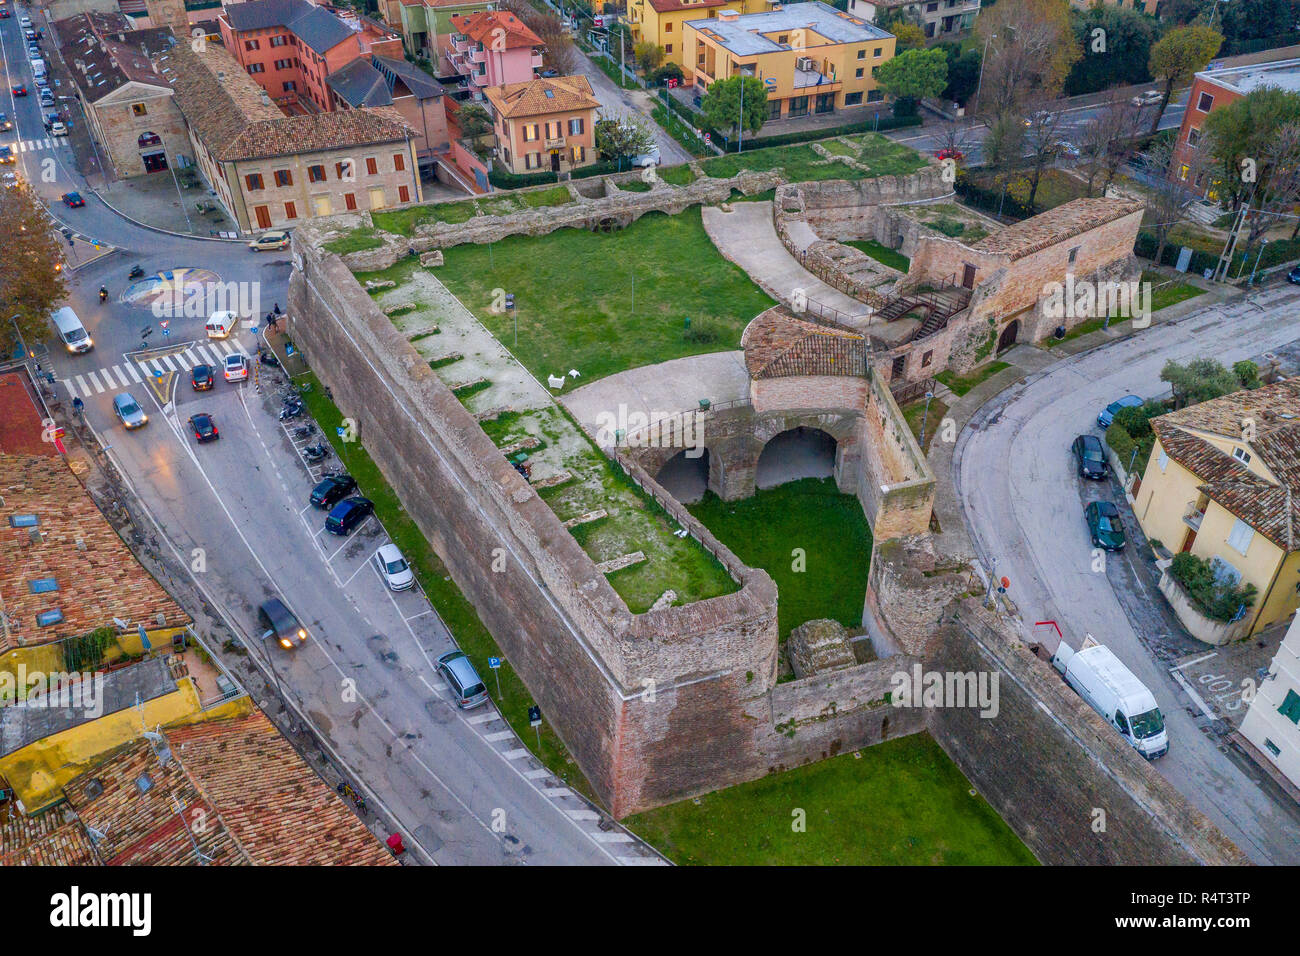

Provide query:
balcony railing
left=545, top=135, right=566, bottom=149
left=1183, top=502, right=1206, bottom=530
left=531, top=51, right=544, bottom=67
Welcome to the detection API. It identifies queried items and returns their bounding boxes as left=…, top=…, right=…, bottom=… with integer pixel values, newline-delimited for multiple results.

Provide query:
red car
left=11, top=85, right=26, bottom=97
left=935, top=147, right=965, bottom=162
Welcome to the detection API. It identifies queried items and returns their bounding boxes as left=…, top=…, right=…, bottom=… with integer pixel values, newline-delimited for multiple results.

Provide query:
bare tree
left=1078, top=91, right=1145, bottom=197
left=1020, top=101, right=1067, bottom=208
left=501, top=0, right=579, bottom=74
left=974, top=0, right=1078, bottom=125
left=1244, top=122, right=1300, bottom=247
left=1139, top=134, right=1209, bottom=264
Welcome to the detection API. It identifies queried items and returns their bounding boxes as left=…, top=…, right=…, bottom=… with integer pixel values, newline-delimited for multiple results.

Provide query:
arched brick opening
left=755, top=426, right=838, bottom=489
left=654, top=447, right=713, bottom=504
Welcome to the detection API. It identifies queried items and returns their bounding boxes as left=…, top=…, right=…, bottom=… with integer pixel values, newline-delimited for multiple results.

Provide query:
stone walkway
left=561, top=350, right=751, bottom=441
left=701, top=201, right=873, bottom=328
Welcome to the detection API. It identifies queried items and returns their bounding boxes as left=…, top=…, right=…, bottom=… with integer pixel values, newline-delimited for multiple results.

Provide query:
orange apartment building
left=1172, top=58, right=1300, bottom=196
left=219, top=0, right=404, bottom=113
left=484, top=75, right=599, bottom=175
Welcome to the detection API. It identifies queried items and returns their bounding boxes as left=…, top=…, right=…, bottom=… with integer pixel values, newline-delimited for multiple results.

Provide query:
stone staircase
left=875, top=283, right=973, bottom=340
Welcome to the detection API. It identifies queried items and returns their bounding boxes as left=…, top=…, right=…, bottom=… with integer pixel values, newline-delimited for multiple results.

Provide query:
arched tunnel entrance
left=655, top=448, right=712, bottom=504
left=755, top=427, right=837, bottom=489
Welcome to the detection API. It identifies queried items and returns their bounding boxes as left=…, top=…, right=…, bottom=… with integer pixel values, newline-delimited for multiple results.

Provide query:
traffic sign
left=488, top=657, right=501, bottom=669
left=528, top=705, right=541, bottom=727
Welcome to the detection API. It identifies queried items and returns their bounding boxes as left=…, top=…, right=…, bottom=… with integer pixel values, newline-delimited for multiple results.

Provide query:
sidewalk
left=92, top=169, right=239, bottom=238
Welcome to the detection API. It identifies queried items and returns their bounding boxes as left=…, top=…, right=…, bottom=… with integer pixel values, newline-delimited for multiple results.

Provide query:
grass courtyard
left=627, top=733, right=1037, bottom=865
left=700, top=133, right=928, bottom=183
left=688, top=478, right=872, bottom=641
left=436, top=207, right=775, bottom=384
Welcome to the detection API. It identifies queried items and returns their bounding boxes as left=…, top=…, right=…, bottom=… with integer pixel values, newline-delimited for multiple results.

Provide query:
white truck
left=1052, top=637, right=1168, bottom=759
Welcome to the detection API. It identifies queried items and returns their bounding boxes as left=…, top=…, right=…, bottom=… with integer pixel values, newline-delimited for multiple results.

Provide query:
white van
left=52, top=306, right=93, bottom=353
left=31, top=59, right=46, bottom=81
left=205, top=310, right=239, bottom=339
left=1053, top=639, right=1168, bottom=759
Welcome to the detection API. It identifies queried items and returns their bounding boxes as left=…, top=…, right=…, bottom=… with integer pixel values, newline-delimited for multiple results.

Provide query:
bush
left=953, top=173, right=1036, bottom=221
left=1111, top=401, right=1163, bottom=440
left=1104, top=422, right=1135, bottom=462
left=651, top=62, right=685, bottom=86
left=683, top=318, right=722, bottom=344
left=1170, top=552, right=1258, bottom=623
left=488, top=159, right=626, bottom=189
left=1234, top=360, right=1262, bottom=389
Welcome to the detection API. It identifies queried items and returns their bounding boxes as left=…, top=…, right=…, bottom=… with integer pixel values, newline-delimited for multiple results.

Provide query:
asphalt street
left=954, top=285, right=1300, bottom=865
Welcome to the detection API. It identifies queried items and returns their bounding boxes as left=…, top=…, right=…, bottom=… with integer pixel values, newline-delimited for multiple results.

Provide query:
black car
left=325, top=496, right=374, bottom=535
left=258, top=597, right=307, bottom=649
left=1288, top=264, right=1300, bottom=285
left=310, top=472, right=357, bottom=509
left=1071, top=434, right=1109, bottom=480
left=191, top=364, right=214, bottom=391
left=188, top=413, right=219, bottom=443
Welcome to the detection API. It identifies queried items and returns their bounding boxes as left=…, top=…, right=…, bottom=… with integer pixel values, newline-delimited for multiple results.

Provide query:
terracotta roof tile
left=970, top=197, right=1144, bottom=260
left=0, top=454, right=190, bottom=652
left=742, top=307, right=868, bottom=379
left=450, top=10, right=542, bottom=48
left=157, top=43, right=411, bottom=162
left=0, top=806, right=98, bottom=866
left=483, top=75, right=599, bottom=119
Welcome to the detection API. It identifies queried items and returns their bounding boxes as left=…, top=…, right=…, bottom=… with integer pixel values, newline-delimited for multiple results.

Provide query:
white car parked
left=373, top=543, right=414, bottom=591
left=223, top=352, right=249, bottom=381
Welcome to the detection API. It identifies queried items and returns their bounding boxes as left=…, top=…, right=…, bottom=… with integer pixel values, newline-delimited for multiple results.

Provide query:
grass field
left=845, top=238, right=910, bottom=271
left=902, top=395, right=951, bottom=456
left=627, top=733, right=1037, bottom=865
left=322, top=227, right=385, bottom=255
left=436, top=207, right=775, bottom=383
left=936, top=360, right=1011, bottom=397
left=701, top=133, right=925, bottom=183
left=689, top=477, right=871, bottom=640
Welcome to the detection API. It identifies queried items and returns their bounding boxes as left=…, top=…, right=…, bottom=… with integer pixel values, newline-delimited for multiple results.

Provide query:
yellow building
left=1134, top=381, right=1300, bottom=637
left=625, top=0, right=758, bottom=69
left=681, top=2, right=896, bottom=121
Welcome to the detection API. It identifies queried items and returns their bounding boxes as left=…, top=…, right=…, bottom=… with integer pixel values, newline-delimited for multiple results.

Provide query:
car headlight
left=280, top=638, right=292, bottom=648
left=298, top=629, right=306, bottom=640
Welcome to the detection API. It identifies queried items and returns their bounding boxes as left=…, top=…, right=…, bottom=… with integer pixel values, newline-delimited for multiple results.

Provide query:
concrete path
left=561, top=350, right=750, bottom=440
left=701, top=202, right=873, bottom=328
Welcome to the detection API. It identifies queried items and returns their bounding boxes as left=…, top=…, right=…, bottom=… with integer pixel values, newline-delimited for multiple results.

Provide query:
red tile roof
left=450, top=10, right=542, bottom=48
left=970, top=198, right=1144, bottom=261
left=483, top=74, right=599, bottom=118
left=0, top=454, right=191, bottom=651
left=742, top=307, right=868, bottom=379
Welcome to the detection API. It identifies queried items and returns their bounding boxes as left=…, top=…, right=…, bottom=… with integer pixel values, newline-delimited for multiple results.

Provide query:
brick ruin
left=286, top=177, right=1244, bottom=861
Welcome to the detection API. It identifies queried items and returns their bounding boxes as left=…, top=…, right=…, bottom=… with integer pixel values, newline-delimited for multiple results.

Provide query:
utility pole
left=972, top=33, right=996, bottom=119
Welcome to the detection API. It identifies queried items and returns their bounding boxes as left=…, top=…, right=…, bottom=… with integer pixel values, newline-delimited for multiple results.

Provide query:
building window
left=665, top=22, right=672, bottom=32
left=523, top=123, right=539, bottom=142
left=768, top=99, right=781, bottom=119
left=921, top=350, right=933, bottom=368
left=344, top=192, right=357, bottom=210
left=871, top=65, right=880, bottom=77
left=245, top=173, right=264, bottom=191
left=844, top=91, right=862, bottom=106
left=271, top=34, right=288, bottom=46
left=283, top=80, right=296, bottom=92
left=245, top=39, right=260, bottom=51
left=857, top=49, right=866, bottom=59
left=788, top=95, right=809, bottom=117
left=1197, top=91, right=1214, bottom=112
left=284, top=201, right=297, bottom=219
left=1279, top=690, right=1300, bottom=725
left=394, top=152, right=406, bottom=172
left=873, top=46, right=882, bottom=57
left=308, top=164, right=326, bottom=182
left=1187, top=127, right=1200, bottom=147
left=1227, top=517, right=1255, bottom=555
left=890, top=355, right=906, bottom=379
left=336, top=160, right=354, bottom=180
left=568, top=117, right=584, bottom=135
left=36, top=608, right=64, bottom=627
left=27, top=577, right=58, bottom=593
left=1233, top=446, right=1251, bottom=465
left=399, top=184, right=410, bottom=203
left=131, top=103, right=147, bottom=116
left=273, top=169, right=292, bottom=187
left=1178, top=163, right=1189, bottom=181
left=572, top=144, right=585, bottom=163
left=1068, top=246, right=1079, bottom=264
left=248, top=63, right=265, bottom=75
left=1265, top=738, right=1281, bottom=757
left=867, top=89, right=883, bottom=102
left=365, top=157, right=378, bottom=175
left=665, top=44, right=672, bottom=53
left=856, top=67, right=864, bottom=78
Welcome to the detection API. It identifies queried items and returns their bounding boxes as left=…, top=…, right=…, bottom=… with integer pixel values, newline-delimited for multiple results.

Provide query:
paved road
left=954, top=285, right=1300, bottom=865
left=4, top=6, right=661, bottom=866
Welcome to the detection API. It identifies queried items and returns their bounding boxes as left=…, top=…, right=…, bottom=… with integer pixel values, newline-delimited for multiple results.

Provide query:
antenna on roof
left=171, top=795, right=215, bottom=865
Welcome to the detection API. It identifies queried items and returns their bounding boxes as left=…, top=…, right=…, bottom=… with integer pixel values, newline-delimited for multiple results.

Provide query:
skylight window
left=28, top=578, right=58, bottom=594
left=9, top=514, right=38, bottom=528
left=36, top=609, right=64, bottom=627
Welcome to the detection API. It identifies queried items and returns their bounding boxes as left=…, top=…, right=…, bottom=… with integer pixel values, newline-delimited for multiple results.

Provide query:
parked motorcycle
left=128, top=265, right=144, bottom=280
left=292, top=424, right=315, bottom=440
left=303, top=443, right=329, bottom=463
left=258, top=348, right=280, bottom=368
left=278, top=400, right=304, bottom=421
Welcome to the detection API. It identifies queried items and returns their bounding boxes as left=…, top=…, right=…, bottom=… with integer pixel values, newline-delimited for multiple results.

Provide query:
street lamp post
left=972, top=33, right=996, bottom=119
left=919, top=390, right=935, bottom=450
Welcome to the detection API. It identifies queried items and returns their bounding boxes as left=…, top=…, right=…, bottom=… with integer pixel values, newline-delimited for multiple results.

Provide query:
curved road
left=954, top=286, right=1300, bottom=865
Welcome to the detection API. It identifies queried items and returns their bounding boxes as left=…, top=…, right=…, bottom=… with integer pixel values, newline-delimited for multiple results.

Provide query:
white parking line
left=593, top=832, right=633, bottom=843
left=484, top=730, right=514, bottom=742
left=567, top=809, right=600, bottom=821
left=524, top=768, right=550, bottom=780
left=467, top=712, right=498, bottom=725
left=1171, top=652, right=1218, bottom=672
left=502, top=748, right=529, bottom=760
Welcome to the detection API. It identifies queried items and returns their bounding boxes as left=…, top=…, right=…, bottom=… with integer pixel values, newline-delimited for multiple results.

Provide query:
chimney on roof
left=261, top=90, right=272, bottom=106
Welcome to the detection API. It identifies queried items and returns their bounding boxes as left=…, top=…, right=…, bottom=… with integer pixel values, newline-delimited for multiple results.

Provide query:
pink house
left=446, top=10, right=544, bottom=94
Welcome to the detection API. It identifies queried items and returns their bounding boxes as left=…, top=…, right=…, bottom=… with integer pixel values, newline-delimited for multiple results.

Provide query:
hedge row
left=487, top=159, right=629, bottom=190
left=953, top=176, right=1037, bottom=221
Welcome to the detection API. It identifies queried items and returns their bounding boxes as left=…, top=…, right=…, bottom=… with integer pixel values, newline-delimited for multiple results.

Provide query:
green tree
left=1233, top=360, right=1263, bottom=389
left=700, top=75, right=769, bottom=141
left=938, top=43, right=981, bottom=106
left=594, top=115, right=655, bottom=161
left=875, top=47, right=948, bottom=117
left=0, top=184, right=66, bottom=357
left=651, top=62, right=685, bottom=86
left=1160, top=358, right=1241, bottom=409
left=633, top=40, right=664, bottom=75
left=892, top=22, right=926, bottom=51
left=1147, top=25, right=1223, bottom=134
left=457, top=102, right=493, bottom=142
left=1063, top=4, right=1158, bottom=96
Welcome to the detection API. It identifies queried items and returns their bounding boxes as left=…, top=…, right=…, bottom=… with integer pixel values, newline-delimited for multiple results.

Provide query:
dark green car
left=1085, top=500, right=1126, bottom=551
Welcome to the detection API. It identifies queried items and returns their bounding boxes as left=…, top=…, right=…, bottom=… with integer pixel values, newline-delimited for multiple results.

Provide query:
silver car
left=436, top=651, right=489, bottom=709
left=373, top=543, right=414, bottom=591
left=112, top=392, right=148, bottom=429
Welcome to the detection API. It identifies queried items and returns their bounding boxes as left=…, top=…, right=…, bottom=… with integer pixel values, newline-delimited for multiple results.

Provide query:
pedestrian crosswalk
left=63, top=340, right=246, bottom=398
left=16, top=137, right=71, bottom=153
